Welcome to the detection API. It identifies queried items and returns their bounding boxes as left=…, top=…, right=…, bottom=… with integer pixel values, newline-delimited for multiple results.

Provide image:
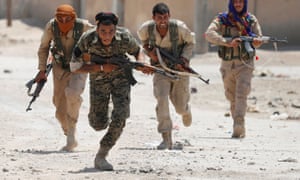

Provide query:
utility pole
left=6, top=0, right=12, bottom=27
left=112, top=0, right=125, bottom=26
left=80, top=0, right=86, bottom=19
left=194, top=0, right=208, bottom=54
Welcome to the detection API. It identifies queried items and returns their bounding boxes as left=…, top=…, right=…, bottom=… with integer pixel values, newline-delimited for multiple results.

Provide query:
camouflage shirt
left=70, top=27, right=140, bottom=76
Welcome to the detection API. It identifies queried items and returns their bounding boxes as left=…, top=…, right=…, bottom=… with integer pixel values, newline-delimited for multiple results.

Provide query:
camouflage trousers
left=220, top=59, right=254, bottom=122
left=88, top=71, right=131, bottom=148
left=52, top=62, right=87, bottom=134
left=153, top=73, right=190, bottom=133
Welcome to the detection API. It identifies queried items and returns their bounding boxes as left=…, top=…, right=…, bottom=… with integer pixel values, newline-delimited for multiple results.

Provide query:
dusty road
left=0, top=19, right=299, bottom=180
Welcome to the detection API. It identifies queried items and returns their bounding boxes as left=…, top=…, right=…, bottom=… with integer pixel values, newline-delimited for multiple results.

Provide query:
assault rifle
left=90, top=55, right=179, bottom=80
left=223, top=36, right=288, bottom=44
left=222, top=36, right=288, bottom=60
left=25, top=63, right=52, bottom=112
left=155, top=47, right=210, bottom=84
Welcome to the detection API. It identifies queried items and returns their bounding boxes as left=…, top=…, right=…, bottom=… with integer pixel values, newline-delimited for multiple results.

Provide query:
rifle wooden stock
left=156, top=48, right=209, bottom=84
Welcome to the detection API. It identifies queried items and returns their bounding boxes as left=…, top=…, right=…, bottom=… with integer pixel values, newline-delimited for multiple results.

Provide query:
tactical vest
left=218, top=17, right=255, bottom=61
left=148, top=19, right=182, bottom=58
left=51, top=19, right=84, bottom=70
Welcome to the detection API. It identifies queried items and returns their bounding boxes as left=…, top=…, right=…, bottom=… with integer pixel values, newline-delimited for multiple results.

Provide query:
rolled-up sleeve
left=137, top=21, right=151, bottom=45
left=179, top=22, right=195, bottom=60
left=205, top=17, right=228, bottom=46
left=37, top=20, right=53, bottom=71
left=251, top=15, right=263, bottom=48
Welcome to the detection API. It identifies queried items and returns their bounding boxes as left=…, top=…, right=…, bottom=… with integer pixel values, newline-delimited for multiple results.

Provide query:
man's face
left=152, top=13, right=170, bottom=29
left=97, top=24, right=116, bottom=46
left=233, top=0, right=244, bottom=13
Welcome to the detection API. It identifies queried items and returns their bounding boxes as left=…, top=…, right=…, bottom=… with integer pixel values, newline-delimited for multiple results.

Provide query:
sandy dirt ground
left=0, top=19, right=299, bottom=180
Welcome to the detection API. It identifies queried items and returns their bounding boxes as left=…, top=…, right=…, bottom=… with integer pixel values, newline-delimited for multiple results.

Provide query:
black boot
left=94, top=146, right=113, bottom=171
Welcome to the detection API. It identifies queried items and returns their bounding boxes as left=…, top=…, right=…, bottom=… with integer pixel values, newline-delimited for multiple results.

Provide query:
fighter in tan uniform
left=205, top=0, right=263, bottom=138
left=35, top=4, right=93, bottom=151
left=138, top=3, right=195, bottom=149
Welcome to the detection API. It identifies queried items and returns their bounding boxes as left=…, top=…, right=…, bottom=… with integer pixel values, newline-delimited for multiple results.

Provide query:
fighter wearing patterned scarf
left=218, top=0, right=256, bottom=37
left=205, top=0, right=263, bottom=138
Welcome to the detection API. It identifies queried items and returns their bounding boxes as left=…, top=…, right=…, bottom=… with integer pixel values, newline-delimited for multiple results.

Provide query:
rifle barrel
left=91, top=55, right=179, bottom=80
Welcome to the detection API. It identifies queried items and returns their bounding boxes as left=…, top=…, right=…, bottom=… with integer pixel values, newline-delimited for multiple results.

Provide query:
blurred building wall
left=0, top=0, right=299, bottom=47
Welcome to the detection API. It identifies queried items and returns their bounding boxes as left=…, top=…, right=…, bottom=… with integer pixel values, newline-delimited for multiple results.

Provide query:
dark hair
left=95, top=12, right=118, bottom=26
left=152, top=2, right=170, bottom=16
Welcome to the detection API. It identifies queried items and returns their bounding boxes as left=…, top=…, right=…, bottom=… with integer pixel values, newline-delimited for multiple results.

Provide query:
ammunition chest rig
left=51, top=19, right=84, bottom=70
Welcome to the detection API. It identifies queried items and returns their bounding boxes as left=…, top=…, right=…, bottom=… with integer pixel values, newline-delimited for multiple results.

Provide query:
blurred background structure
left=1, top=0, right=299, bottom=53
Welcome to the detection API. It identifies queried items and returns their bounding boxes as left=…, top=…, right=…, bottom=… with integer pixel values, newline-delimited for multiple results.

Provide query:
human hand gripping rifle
left=25, top=63, right=52, bottom=112
left=155, top=48, right=210, bottom=84
left=89, top=54, right=179, bottom=80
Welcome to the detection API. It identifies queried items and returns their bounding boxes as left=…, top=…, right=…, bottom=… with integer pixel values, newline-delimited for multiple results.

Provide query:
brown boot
left=61, top=122, right=78, bottom=152
left=182, top=112, right=192, bottom=127
left=94, top=146, right=113, bottom=171
left=157, top=131, right=172, bottom=150
left=232, top=117, right=245, bottom=138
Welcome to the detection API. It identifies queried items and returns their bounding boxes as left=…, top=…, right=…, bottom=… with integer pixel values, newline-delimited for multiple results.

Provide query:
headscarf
left=218, top=0, right=256, bottom=36
left=55, top=4, right=76, bottom=35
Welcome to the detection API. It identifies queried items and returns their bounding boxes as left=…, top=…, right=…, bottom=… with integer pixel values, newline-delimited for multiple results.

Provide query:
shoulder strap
left=51, top=19, right=84, bottom=69
left=169, top=19, right=179, bottom=58
left=147, top=21, right=156, bottom=47
left=52, top=19, right=84, bottom=52
left=52, top=20, right=66, bottom=58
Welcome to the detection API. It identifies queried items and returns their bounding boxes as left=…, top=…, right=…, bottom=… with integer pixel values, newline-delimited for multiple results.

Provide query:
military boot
left=94, top=146, right=113, bottom=171
left=157, top=131, right=172, bottom=150
left=182, top=111, right=192, bottom=127
left=232, top=117, right=245, bottom=138
left=61, top=122, right=78, bottom=152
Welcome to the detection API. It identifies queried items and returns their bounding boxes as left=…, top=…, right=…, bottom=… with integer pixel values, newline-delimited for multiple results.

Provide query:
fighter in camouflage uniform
left=36, top=4, right=93, bottom=151
left=70, top=12, right=151, bottom=171
left=205, top=0, right=263, bottom=138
